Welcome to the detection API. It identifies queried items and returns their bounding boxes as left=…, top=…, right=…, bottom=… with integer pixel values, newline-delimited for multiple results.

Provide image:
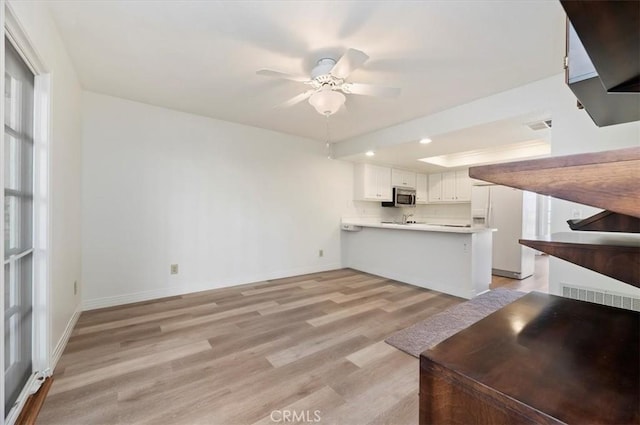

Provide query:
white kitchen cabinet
left=428, top=169, right=472, bottom=203
left=391, top=169, right=416, bottom=188
left=455, top=170, right=473, bottom=201
left=428, top=173, right=442, bottom=202
left=416, top=173, right=428, bottom=204
left=442, top=171, right=457, bottom=201
left=354, top=163, right=392, bottom=201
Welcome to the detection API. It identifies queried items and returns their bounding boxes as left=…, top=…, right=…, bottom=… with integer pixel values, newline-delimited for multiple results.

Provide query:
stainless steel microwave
left=382, top=187, right=416, bottom=207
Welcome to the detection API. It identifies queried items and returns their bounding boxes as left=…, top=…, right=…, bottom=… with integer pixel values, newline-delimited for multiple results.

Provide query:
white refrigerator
left=471, top=185, right=537, bottom=279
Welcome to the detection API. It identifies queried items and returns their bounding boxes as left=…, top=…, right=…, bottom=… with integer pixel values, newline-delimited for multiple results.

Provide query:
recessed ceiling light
left=419, top=138, right=432, bottom=144
left=365, top=151, right=375, bottom=156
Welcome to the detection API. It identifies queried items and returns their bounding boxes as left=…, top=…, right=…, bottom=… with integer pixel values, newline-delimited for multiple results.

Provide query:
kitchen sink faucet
left=402, top=213, right=414, bottom=224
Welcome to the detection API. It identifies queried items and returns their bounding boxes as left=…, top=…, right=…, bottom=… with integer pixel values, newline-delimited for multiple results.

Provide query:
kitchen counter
left=341, top=219, right=494, bottom=234
left=340, top=219, right=494, bottom=299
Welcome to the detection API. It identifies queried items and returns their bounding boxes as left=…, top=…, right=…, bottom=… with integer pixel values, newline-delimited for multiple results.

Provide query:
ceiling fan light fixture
left=365, top=150, right=375, bottom=157
left=308, top=86, right=345, bottom=116
left=419, top=138, right=432, bottom=144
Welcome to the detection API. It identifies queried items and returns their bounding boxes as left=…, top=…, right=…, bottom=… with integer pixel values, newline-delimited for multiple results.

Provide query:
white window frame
left=2, top=2, right=52, bottom=423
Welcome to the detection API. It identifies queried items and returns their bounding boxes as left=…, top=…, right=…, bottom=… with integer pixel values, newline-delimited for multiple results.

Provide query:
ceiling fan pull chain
left=325, top=115, right=333, bottom=160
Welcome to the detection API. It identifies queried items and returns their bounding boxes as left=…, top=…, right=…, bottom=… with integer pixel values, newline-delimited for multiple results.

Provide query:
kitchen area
left=340, top=161, right=543, bottom=299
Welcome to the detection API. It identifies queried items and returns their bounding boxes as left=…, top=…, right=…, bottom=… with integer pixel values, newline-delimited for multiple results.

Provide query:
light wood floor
left=38, top=263, right=547, bottom=425
left=490, top=254, right=549, bottom=293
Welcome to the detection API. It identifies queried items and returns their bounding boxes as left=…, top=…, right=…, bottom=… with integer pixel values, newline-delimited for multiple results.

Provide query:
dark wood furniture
left=469, top=146, right=640, bottom=218
left=469, top=147, right=640, bottom=286
left=566, top=210, right=640, bottom=233
left=519, top=232, right=640, bottom=287
left=420, top=292, right=639, bottom=425
left=419, top=3, right=640, bottom=419
left=420, top=146, right=640, bottom=424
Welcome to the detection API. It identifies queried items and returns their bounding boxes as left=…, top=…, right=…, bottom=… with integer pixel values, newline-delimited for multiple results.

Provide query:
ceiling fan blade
left=257, top=69, right=309, bottom=83
left=342, top=82, right=401, bottom=97
left=330, top=48, right=369, bottom=79
left=278, top=89, right=316, bottom=108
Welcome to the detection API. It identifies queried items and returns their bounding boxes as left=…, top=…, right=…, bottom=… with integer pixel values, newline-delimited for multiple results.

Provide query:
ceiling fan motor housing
left=311, top=58, right=337, bottom=79
left=310, top=58, right=345, bottom=90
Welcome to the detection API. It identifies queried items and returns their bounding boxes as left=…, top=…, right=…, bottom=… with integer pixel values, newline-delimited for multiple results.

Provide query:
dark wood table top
left=422, top=292, right=640, bottom=424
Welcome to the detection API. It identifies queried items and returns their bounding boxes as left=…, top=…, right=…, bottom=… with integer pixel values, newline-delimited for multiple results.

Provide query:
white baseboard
left=50, top=306, right=81, bottom=371
left=82, top=262, right=342, bottom=311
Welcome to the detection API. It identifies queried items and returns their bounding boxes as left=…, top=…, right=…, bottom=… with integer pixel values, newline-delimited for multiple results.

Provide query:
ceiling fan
left=257, top=48, right=401, bottom=116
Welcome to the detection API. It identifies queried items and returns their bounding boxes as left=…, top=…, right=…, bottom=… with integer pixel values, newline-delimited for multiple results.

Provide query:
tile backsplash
left=344, top=201, right=471, bottom=225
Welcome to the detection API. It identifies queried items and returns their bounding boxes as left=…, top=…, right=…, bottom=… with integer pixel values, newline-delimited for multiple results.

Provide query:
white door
left=4, top=38, right=35, bottom=416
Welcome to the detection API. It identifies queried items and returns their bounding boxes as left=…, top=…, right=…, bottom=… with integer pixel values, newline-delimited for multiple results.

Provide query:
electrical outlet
left=170, top=264, right=179, bottom=275
left=74, top=280, right=77, bottom=295
left=571, top=209, right=582, bottom=219
left=318, top=249, right=324, bottom=257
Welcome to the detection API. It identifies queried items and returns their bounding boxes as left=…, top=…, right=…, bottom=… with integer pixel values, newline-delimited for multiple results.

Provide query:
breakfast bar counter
left=340, top=219, right=494, bottom=299
left=341, top=220, right=490, bottom=233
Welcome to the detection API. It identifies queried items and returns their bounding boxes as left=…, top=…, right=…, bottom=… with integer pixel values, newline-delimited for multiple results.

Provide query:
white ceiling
left=47, top=1, right=566, bottom=143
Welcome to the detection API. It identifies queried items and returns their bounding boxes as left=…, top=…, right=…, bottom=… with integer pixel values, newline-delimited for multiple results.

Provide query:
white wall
left=81, top=92, right=353, bottom=309
left=7, top=0, right=83, bottom=364
left=336, top=73, right=640, bottom=297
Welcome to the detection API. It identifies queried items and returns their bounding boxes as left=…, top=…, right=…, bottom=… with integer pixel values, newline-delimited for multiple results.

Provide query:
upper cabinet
left=441, top=172, right=457, bottom=201
left=354, top=163, right=392, bottom=202
left=391, top=169, right=416, bottom=189
left=455, top=170, right=473, bottom=201
left=562, top=1, right=639, bottom=126
left=416, top=173, right=428, bottom=204
left=428, top=173, right=443, bottom=202
left=354, top=165, right=470, bottom=203
left=428, top=170, right=472, bottom=203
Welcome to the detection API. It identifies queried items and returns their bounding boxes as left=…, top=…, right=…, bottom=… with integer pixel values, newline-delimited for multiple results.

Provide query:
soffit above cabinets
left=343, top=113, right=552, bottom=173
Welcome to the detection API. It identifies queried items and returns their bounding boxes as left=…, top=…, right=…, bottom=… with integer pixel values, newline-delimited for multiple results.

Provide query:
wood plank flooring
left=38, top=265, right=546, bottom=425
left=490, top=254, right=549, bottom=293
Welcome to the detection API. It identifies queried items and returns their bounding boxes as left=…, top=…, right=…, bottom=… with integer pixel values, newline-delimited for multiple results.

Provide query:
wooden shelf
left=567, top=210, right=640, bottom=233
left=469, top=147, right=640, bottom=218
left=520, top=232, right=640, bottom=287
left=420, top=292, right=639, bottom=425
